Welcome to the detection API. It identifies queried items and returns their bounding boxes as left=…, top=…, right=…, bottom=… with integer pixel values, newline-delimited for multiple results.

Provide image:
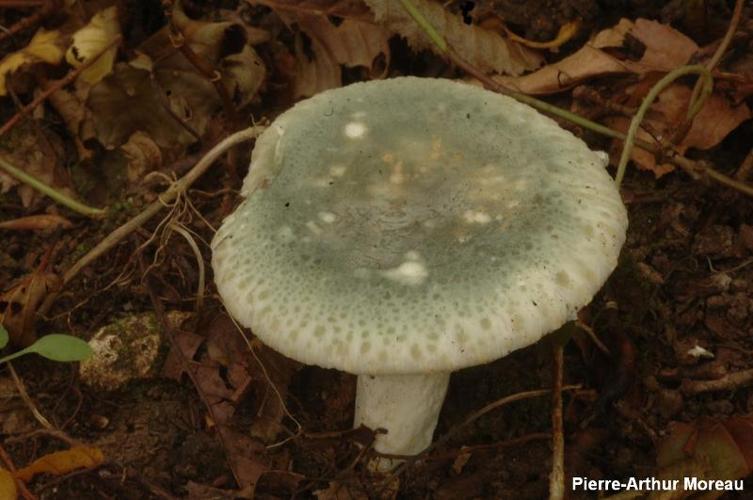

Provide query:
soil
left=1, top=0, right=753, bottom=499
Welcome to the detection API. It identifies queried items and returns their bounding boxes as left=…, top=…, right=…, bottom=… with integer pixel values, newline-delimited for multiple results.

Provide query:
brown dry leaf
left=0, top=28, right=64, bottom=95
left=0, top=121, right=73, bottom=208
left=314, top=481, right=369, bottom=500
left=654, top=85, right=751, bottom=151
left=14, top=446, right=105, bottom=482
left=649, top=417, right=753, bottom=499
left=603, top=84, right=750, bottom=177
left=251, top=0, right=389, bottom=98
left=497, top=45, right=630, bottom=94
left=66, top=6, right=121, bottom=85
left=0, top=214, right=73, bottom=231
left=1, top=270, right=62, bottom=347
left=223, top=45, right=267, bottom=107
left=218, top=427, right=270, bottom=492
left=121, top=131, right=163, bottom=183
left=294, top=14, right=390, bottom=98
left=497, top=18, right=698, bottom=94
left=365, top=0, right=542, bottom=75
left=87, top=62, right=214, bottom=150
left=0, top=468, right=17, bottom=500
left=247, top=339, right=301, bottom=442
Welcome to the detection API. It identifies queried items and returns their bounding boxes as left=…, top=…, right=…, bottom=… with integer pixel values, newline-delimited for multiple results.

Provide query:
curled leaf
left=364, top=0, right=542, bottom=75
left=0, top=469, right=17, bottom=500
left=66, top=6, right=122, bottom=85
left=14, top=446, right=104, bottom=482
left=0, top=28, right=64, bottom=95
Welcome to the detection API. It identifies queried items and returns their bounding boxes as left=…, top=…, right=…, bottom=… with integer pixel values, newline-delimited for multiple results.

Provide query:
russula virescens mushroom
left=212, top=77, right=628, bottom=469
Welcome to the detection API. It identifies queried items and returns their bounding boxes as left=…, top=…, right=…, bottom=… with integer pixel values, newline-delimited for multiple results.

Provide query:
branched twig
left=37, top=126, right=265, bottom=316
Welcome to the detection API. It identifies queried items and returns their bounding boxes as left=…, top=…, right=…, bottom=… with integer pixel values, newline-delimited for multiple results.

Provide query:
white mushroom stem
left=354, top=372, right=451, bottom=470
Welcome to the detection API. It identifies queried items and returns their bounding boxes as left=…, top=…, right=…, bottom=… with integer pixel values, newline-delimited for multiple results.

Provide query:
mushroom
left=211, top=77, right=628, bottom=469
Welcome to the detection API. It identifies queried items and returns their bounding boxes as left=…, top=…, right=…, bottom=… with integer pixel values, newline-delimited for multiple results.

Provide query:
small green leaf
left=26, top=334, right=93, bottom=362
left=0, top=324, right=8, bottom=349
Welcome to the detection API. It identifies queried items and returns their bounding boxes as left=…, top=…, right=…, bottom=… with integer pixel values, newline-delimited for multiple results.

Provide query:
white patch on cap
left=345, top=122, right=367, bottom=139
left=319, top=211, right=336, bottom=223
left=463, top=210, right=491, bottom=224
left=330, top=165, right=347, bottom=177
left=383, top=261, right=428, bottom=286
left=305, top=220, right=323, bottom=235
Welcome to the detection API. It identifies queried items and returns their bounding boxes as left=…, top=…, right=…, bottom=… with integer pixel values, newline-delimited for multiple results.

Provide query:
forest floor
left=1, top=0, right=753, bottom=499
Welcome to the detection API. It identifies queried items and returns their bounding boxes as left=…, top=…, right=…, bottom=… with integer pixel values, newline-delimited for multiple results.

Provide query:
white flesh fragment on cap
left=212, top=77, right=628, bottom=376
left=354, top=372, right=450, bottom=470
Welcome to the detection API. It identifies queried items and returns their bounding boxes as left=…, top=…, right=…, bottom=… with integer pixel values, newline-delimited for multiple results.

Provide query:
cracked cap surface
left=212, top=77, right=628, bottom=375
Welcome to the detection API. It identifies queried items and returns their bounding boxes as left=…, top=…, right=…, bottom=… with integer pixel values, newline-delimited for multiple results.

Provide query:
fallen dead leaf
left=0, top=214, right=73, bottom=231
left=366, top=0, right=542, bottom=76
left=66, top=6, right=121, bottom=85
left=218, top=426, right=270, bottom=492
left=14, top=446, right=105, bottom=482
left=604, top=84, right=750, bottom=177
left=0, top=123, right=77, bottom=207
left=496, top=18, right=699, bottom=94
left=1, top=269, right=62, bottom=347
left=0, top=468, right=17, bottom=500
left=293, top=13, right=390, bottom=98
left=0, top=28, right=64, bottom=95
left=86, top=62, right=212, bottom=150
left=121, top=131, right=163, bottom=183
left=314, top=480, right=369, bottom=500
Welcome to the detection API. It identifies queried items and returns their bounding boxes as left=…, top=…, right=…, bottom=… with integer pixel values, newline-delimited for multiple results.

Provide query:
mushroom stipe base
left=355, top=372, right=450, bottom=471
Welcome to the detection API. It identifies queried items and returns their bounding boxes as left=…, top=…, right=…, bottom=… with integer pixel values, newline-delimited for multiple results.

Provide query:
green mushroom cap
left=212, top=77, right=627, bottom=375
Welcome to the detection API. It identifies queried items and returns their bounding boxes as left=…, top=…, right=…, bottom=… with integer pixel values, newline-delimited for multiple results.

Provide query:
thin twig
left=670, top=0, right=743, bottom=145
left=706, top=0, right=744, bottom=72
left=168, top=222, right=206, bottom=312
left=549, top=345, right=565, bottom=500
left=8, top=362, right=56, bottom=431
left=0, top=156, right=105, bottom=217
left=735, top=147, right=753, bottom=181
left=615, top=65, right=712, bottom=186
left=37, top=126, right=264, bottom=316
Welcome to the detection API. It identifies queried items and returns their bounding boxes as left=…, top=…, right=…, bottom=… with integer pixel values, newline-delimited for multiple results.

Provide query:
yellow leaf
left=66, top=6, right=121, bottom=85
left=0, top=28, right=64, bottom=96
left=0, top=468, right=18, bottom=500
left=25, top=29, right=65, bottom=63
left=14, top=446, right=105, bottom=482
